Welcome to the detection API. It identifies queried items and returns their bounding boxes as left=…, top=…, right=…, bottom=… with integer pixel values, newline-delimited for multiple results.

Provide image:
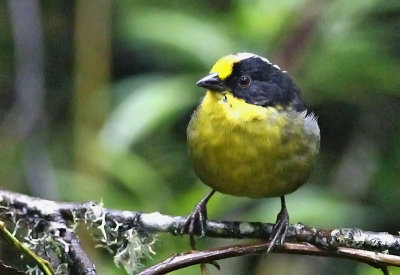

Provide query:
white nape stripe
left=234, top=52, right=283, bottom=71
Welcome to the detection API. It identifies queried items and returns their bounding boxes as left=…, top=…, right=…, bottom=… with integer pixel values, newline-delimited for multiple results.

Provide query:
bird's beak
left=196, top=72, right=227, bottom=92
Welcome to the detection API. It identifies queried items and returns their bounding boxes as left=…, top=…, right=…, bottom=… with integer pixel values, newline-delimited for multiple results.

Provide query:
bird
left=182, top=52, right=320, bottom=252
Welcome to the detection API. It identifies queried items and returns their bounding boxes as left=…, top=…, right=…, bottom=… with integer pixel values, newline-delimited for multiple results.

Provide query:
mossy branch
left=0, top=190, right=399, bottom=275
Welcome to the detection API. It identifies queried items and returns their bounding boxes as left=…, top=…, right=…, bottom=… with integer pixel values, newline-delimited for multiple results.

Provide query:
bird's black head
left=196, top=53, right=306, bottom=112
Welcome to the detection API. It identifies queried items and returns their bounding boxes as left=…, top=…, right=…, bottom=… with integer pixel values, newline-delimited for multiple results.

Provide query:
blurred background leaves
left=0, top=0, right=399, bottom=274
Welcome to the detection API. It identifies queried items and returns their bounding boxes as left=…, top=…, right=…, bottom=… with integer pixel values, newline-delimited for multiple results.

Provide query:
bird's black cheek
left=230, top=84, right=266, bottom=106
left=248, top=82, right=277, bottom=106
left=232, top=86, right=252, bottom=102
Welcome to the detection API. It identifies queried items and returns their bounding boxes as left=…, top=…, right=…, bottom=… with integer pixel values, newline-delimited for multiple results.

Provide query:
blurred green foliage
left=0, top=0, right=400, bottom=274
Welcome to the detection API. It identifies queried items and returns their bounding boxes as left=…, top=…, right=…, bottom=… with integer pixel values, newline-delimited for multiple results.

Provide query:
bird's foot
left=180, top=200, right=207, bottom=249
left=266, top=197, right=289, bottom=253
left=180, top=190, right=215, bottom=249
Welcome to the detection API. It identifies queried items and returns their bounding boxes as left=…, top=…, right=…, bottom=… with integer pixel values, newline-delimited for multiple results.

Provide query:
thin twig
left=139, top=242, right=396, bottom=275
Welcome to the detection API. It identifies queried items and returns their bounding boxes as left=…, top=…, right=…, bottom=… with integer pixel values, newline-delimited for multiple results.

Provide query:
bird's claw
left=180, top=190, right=215, bottom=249
left=180, top=199, right=208, bottom=249
left=266, top=204, right=289, bottom=253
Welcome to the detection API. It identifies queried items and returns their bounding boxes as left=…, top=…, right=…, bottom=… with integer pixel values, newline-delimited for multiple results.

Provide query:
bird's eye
left=238, top=75, right=251, bottom=88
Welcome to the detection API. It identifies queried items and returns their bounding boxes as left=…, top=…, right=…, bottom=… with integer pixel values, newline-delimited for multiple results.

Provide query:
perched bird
left=182, top=52, right=320, bottom=251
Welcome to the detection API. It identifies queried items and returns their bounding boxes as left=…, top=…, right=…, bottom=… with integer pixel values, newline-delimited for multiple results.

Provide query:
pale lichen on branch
left=0, top=190, right=399, bottom=275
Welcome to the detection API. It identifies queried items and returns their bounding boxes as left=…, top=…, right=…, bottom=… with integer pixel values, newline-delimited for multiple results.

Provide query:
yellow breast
left=187, top=91, right=319, bottom=198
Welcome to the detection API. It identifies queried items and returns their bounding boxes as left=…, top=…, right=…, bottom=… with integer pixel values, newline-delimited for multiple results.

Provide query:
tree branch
left=53, top=223, right=96, bottom=275
left=0, top=190, right=399, bottom=274
left=138, top=242, right=400, bottom=275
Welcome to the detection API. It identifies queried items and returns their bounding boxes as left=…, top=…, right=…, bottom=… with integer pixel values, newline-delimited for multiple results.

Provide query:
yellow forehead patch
left=209, top=54, right=238, bottom=80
